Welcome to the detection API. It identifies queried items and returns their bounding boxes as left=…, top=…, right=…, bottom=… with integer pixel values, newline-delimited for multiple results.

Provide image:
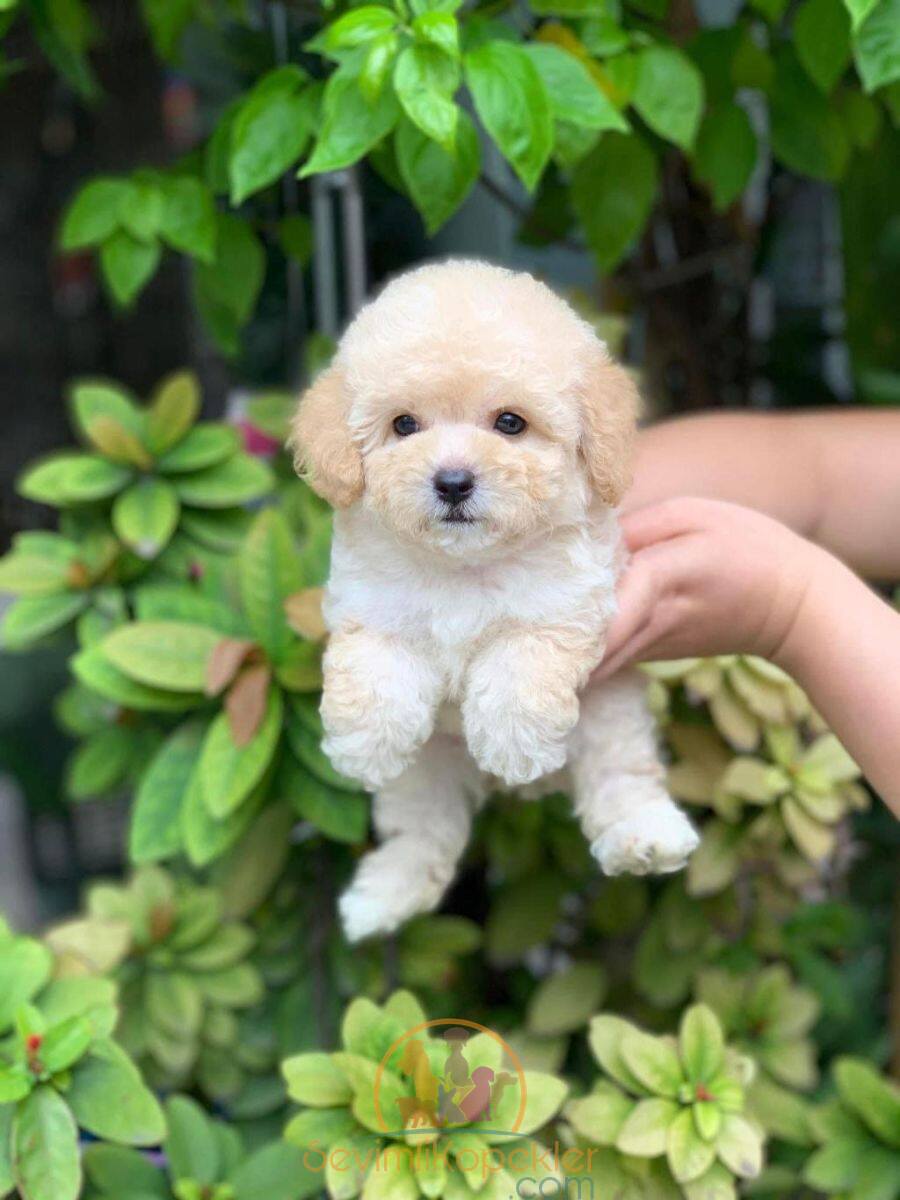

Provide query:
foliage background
left=1, top=0, right=900, bottom=1197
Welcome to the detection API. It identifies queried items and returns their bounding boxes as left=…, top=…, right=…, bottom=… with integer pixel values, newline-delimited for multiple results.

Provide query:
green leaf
left=68, top=1040, right=165, bottom=1146
left=854, top=0, right=900, bottom=91
left=19, top=453, right=132, bottom=505
left=69, top=379, right=144, bottom=444
left=679, top=1005, right=725, bottom=1084
left=99, top=230, right=161, bottom=307
left=181, top=506, right=253, bottom=552
left=141, top=0, right=196, bottom=59
left=193, top=215, right=266, bottom=356
left=83, top=1143, right=168, bottom=1197
left=12, top=1086, right=81, bottom=1200
left=240, top=509, right=303, bottom=663
left=213, top=802, right=294, bottom=918
left=395, top=111, right=479, bottom=234
left=771, top=46, right=849, bottom=178
left=229, top=1142, right=319, bottom=1200
left=464, top=41, right=553, bottom=191
left=529, top=0, right=614, bottom=11
left=0, top=1105, right=12, bottom=1196
left=522, top=43, right=628, bottom=131
left=667, top=1106, right=716, bottom=1184
left=715, top=1113, right=763, bottom=1178
left=102, top=620, right=222, bottom=692
left=414, top=11, right=459, bottom=58
left=146, top=370, right=201, bottom=455
left=181, top=763, right=264, bottom=868
left=66, top=725, right=134, bottom=799
left=526, top=963, right=607, bottom=1036
left=72, top=645, right=201, bottom=712
left=566, top=1084, right=634, bottom=1145
left=172, top=455, right=273, bottom=508
left=572, top=132, right=658, bottom=271
left=616, top=1097, right=679, bottom=1156
left=230, top=67, right=315, bottom=204
left=58, top=178, right=130, bottom=251
left=834, top=1057, right=900, bottom=1147
left=130, top=721, right=204, bottom=863
left=40, top=1016, right=94, bottom=1074
left=633, top=44, right=704, bottom=149
left=37, top=977, right=118, bottom=1040
left=118, top=175, right=163, bottom=243
left=0, top=536, right=76, bottom=597
left=0, top=937, right=52, bottom=1031
left=795, top=0, right=851, bottom=91
left=165, top=1095, right=220, bottom=1185
left=194, top=963, right=262, bottom=1008
left=2, top=593, right=87, bottom=651
left=393, top=44, right=459, bottom=153
left=621, top=1030, right=684, bottom=1098
left=300, top=69, right=400, bottom=176
left=158, top=175, right=216, bottom=264
left=158, top=425, right=240, bottom=475
left=803, top=1137, right=865, bottom=1190
left=692, top=102, right=757, bottom=211
left=283, top=1053, right=354, bottom=1107
left=199, top=686, right=282, bottom=818
left=288, top=762, right=368, bottom=843
left=485, top=872, right=566, bottom=964
left=112, top=478, right=180, bottom=559
left=323, top=5, right=397, bottom=50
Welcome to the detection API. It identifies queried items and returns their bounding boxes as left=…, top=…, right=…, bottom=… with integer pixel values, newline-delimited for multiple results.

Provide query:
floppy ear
left=578, top=347, right=640, bottom=506
left=289, top=367, right=363, bottom=508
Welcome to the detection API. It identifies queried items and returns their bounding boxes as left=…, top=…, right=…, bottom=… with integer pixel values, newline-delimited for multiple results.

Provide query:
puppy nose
left=433, top=468, right=475, bottom=505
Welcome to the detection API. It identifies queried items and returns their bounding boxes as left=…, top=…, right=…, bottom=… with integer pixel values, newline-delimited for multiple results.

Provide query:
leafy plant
left=571, top=1006, right=764, bottom=1197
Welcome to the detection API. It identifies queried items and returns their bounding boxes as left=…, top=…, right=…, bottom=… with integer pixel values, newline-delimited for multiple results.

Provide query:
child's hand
left=597, top=497, right=826, bottom=679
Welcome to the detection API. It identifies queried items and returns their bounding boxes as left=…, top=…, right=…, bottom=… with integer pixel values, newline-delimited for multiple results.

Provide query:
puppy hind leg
left=569, top=670, right=699, bottom=877
left=338, top=736, right=481, bottom=943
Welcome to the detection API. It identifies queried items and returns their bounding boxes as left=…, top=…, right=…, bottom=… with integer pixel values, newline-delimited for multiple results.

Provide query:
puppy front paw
left=339, top=844, right=455, bottom=941
left=322, top=727, right=415, bottom=790
left=592, top=798, right=699, bottom=877
left=469, top=725, right=568, bottom=786
left=321, top=685, right=436, bottom=789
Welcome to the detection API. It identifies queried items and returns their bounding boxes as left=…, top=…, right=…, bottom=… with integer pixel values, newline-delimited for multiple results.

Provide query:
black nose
left=433, top=468, right=475, bottom=505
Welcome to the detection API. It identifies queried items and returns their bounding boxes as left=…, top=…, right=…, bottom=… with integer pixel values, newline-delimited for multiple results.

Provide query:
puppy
left=291, top=260, right=698, bottom=942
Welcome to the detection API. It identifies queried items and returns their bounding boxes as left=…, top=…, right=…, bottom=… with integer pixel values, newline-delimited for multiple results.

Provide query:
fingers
left=620, top=496, right=744, bottom=554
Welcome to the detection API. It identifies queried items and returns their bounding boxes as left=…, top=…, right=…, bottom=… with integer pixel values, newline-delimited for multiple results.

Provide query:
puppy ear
left=289, top=367, right=363, bottom=508
left=578, top=348, right=639, bottom=506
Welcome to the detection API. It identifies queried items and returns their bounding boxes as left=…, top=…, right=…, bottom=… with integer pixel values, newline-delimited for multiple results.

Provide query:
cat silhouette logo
left=373, top=1019, right=527, bottom=1135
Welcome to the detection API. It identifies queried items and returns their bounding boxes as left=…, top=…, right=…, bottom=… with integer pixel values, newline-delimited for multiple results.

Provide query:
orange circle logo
left=373, top=1019, right=527, bottom=1136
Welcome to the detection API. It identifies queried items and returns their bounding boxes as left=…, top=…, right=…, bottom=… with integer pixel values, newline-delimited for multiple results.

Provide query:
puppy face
left=292, top=261, right=637, bottom=556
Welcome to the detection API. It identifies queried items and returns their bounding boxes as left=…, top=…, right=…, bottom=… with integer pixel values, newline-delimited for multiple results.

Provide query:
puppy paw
left=339, top=844, right=454, bottom=942
left=322, top=728, right=415, bottom=791
left=592, top=799, right=699, bottom=877
left=471, top=732, right=568, bottom=787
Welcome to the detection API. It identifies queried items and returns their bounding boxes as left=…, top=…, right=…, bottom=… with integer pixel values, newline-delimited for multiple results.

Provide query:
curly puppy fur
left=291, top=260, right=698, bottom=942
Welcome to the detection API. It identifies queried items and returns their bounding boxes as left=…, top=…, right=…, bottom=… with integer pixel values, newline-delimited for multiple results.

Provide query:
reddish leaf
left=205, top=637, right=256, bottom=697
left=226, top=664, right=272, bottom=746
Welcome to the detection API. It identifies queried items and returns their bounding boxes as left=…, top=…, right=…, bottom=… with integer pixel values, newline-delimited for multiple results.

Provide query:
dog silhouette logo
left=373, top=1018, right=526, bottom=1135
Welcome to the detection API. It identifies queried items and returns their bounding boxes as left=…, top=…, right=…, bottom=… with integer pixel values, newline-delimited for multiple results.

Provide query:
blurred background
left=1, top=0, right=898, bottom=926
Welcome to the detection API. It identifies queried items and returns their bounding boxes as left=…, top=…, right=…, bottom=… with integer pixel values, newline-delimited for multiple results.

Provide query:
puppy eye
left=393, top=414, right=419, bottom=437
left=494, top=412, right=527, bottom=435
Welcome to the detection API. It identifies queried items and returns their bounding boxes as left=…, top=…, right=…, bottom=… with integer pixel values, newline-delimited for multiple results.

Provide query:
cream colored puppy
left=292, top=260, right=698, bottom=942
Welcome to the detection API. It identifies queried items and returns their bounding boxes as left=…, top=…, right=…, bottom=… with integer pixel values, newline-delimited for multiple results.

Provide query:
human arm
left=597, top=498, right=900, bottom=816
left=627, top=410, right=900, bottom=580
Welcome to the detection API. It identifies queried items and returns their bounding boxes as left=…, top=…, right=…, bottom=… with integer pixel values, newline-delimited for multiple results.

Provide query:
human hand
left=596, top=497, right=828, bottom=680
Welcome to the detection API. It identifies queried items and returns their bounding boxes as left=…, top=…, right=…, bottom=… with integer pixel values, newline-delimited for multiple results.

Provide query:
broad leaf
left=230, top=1141, right=319, bottom=1200
left=59, top=177, right=130, bottom=250
left=164, top=1095, right=221, bottom=1185
left=2, top=593, right=87, bottom=651
left=834, top=1057, right=900, bottom=1148
left=72, top=645, right=201, bottom=711
left=692, top=103, right=757, bottom=211
left=616, top=1097, right=679, bottom=1157
left=0, top=937, right=53, bottom=1030
left=230, top=67, right=315, bottom=204
left=130, top=721, right=205, bottom=863
left=667, top=1106, right=716, bottom=1184
left=173, top=455, right=274, bottom=508
left=200, top=686, right=282, bottom=818
left=795, top=0, right=851, bottom=91
left=715, top=1113, right=763, bottom=1178
left=240, top=509, right=303, bottom=663
left=633, top=44, right=704, bottom=149
left=300, top=69, right=400, bottom=176
left=282, top=1053, right=354, bottom=1107
left=68, top=1040, right=165, bottom=1145
left=112, top=477, right=180, bottom=559
left=102, top=621, right=222, bottom=692
left=69, top=380, right=144, bottom=445
left=526, top=963, right=606, bottom=1036
left=158, top=424, right=240, bottom=474
left=158, top=175, right=217, bottom=264
left=193, top=214, right=266, bottom=356
left=12, top=1086, right=81, bottom=1200
left=572, top=133, right=658, bottom=271
left=464, top=40, right=553, bottom=191
left=83, top=1143, right=168, bottom=1197
left=620, top=1030, right=683, bottom=1098
left=523, top=43, right=628, bottom=131
left=680, top=1005, right=725, bottom=1084
left=393, top=44, right=459, bottom=153
left=145, top=370, right=200, bottom=455
left=100, top=230, right=161, bottom=307
left=18, top=453, right=131, bottom=506
left=854, top=0, right=900, bottom=92
left=396, top=111, right=480, bottom=233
